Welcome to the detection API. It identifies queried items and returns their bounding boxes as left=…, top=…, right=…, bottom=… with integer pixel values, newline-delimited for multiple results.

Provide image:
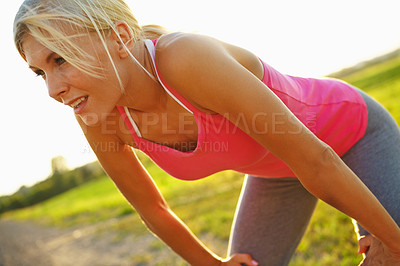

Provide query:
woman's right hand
left=220, top=253, right=259, bottom=266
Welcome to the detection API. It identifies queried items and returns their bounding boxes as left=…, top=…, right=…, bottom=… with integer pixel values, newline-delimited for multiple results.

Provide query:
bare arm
left=76, top=115, right=223, bottom=265
left=156, top=33, right=400, bottom=255
left=76, top=115, right=256, bottom=266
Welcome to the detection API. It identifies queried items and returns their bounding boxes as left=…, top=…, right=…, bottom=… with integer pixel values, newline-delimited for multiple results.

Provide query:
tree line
left=0, top=157, right=106, bottom=215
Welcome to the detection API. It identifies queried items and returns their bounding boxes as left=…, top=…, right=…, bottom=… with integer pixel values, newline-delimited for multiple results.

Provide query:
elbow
left=295, top=145, right=341, bottom=200
left=294, top=143, right=338, bottom=177
left=318, top=145, right=341, bottom=170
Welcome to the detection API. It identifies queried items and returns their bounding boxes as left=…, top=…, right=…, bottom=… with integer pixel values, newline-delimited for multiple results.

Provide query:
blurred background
left=1, top=1, right=400, bottom=265
left=2, top=0, right=400, bottom=196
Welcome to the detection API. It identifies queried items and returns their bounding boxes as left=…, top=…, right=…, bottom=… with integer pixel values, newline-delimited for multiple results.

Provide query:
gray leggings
left=227, top=90, right=400, bottom=265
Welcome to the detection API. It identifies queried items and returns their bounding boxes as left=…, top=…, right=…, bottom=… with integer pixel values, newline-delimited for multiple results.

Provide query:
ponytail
left=141, top=24, right=168, bottom=39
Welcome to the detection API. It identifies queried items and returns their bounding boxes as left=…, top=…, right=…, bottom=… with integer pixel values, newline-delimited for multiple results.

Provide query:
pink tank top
left=117, top=39, right=368, bottom=180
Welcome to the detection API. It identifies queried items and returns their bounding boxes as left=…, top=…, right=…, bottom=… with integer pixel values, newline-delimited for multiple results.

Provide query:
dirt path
left=0, top=218, right=187, bottom=266
left=0, top=220, right=56, bottom=266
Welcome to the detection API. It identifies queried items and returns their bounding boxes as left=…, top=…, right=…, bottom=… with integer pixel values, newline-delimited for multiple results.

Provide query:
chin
left=79, top=113, right=102, bottom=126
left=79, top=108, right=116, bottom=126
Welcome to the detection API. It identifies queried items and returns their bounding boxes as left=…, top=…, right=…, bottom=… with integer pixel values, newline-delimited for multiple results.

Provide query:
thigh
left=342, top=90, right=400, bottom=236
left=228, top=175, right=318, bottom=266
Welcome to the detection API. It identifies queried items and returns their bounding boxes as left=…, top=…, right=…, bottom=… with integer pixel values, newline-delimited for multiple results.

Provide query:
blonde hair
left=14, top=0, right=167, bottom=85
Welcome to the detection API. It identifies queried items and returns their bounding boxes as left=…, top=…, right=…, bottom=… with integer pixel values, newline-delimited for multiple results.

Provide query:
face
left=22, top=33, right=125, bottom=126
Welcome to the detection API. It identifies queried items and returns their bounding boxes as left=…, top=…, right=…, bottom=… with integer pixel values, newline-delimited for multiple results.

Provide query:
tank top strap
left=144, top=39, right=199, bottom=115
left=116, top=105, right=143, bottom=139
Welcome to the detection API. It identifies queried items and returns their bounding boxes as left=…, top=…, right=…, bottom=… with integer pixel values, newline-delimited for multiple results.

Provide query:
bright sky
left=1, top=0, right=399, bottom=196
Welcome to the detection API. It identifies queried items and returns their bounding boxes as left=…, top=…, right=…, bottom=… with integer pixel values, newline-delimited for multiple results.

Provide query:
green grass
left=337, top=55, right=400, bottom=124
left=6, top=174, right=130, bottom=227
left=4, top=53, right=400, bottom=265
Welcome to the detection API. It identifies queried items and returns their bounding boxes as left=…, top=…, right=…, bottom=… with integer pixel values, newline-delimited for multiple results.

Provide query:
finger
left=358, top=235, right=373, bottom=254
left=231, top=253, right=259, bottom=265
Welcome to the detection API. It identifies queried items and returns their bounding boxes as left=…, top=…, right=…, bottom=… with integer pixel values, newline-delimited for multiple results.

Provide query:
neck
left=117, top=40, right=166, bottom=113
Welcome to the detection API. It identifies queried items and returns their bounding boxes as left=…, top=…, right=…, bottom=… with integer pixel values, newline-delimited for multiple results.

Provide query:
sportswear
left=117, top=39, right=368, bottom=180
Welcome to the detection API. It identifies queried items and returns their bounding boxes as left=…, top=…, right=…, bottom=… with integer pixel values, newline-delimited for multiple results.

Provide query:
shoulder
left=152, top=33, right=230, bottom=111
left=154, top=32, right=227, bottom=73
left=154, top=32, right=263, bottom=71
left=154, top=32, right=263, bottom=87
left=152, top=33, right=245, bottom=111
left=156, top=32, right=224, bottom=53
left=151, top=33, right=265, bottom=114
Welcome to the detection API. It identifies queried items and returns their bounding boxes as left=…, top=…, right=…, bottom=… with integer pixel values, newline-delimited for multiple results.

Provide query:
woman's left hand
left=358, top=235, right=400, bottom=265
left=220, top=253, right=258, bottom=266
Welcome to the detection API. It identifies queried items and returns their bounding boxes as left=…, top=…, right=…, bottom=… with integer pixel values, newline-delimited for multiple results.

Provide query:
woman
left=13, top=0, right=400, bottom=265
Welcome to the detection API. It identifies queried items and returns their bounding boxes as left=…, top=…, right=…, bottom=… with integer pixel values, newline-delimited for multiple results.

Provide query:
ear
left=111, top=21, right=135, bottom=59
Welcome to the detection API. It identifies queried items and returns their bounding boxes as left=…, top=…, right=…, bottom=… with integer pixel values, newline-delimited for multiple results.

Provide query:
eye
left=34, top=70, right=45, bottom=78
left=54, top=57, right=66, bottom=65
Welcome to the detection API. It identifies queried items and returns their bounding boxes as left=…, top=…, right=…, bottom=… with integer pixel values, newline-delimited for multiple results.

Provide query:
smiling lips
left=64, top=96, right=89, bottom=114
left=66, top=96, right=87, bottom=108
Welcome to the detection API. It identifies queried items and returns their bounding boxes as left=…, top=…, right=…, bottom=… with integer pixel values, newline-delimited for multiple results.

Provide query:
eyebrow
left=28, top=52, right=56, bottom=70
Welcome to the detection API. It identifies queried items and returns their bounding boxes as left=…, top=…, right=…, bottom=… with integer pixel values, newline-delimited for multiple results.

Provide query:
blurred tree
left=51, top=156, right=68, bottom=174
left=0, top=160, right=105, bottom=215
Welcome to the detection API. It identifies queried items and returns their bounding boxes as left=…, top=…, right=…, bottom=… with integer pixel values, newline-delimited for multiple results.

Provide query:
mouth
left=67, top=96, right=89, bottom=114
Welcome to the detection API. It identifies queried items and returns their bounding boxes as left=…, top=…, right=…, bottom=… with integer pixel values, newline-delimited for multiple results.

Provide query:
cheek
left=70, top=70, right=93, bottom=87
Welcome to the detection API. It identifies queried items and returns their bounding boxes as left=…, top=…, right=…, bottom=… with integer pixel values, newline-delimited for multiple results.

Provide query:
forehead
left=22, top=30, right=109, bottom=62
left=22, top=35, right=51, bottom=66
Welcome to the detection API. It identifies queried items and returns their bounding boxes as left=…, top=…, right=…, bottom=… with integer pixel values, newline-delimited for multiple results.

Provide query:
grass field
left=4, top=53, right=400, bottom=265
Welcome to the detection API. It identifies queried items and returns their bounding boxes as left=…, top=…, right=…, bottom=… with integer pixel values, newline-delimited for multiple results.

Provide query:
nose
left=46, top=74, right=68, bottom=102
